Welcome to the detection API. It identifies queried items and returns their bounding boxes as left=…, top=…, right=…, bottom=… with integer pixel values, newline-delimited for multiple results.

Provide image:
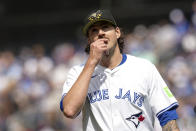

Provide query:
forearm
left=63, top=58, right=96, bottom=118
left=162, top=120, right=180, bottom=131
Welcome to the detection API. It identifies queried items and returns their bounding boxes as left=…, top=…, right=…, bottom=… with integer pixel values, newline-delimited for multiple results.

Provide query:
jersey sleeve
left=147, top=64, right=178, bottom=119
left=62, top=64, right=84, bottom=95
left=60, top=65, right=83, bottom=112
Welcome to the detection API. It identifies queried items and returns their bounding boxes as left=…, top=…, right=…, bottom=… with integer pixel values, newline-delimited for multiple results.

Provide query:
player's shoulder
left=68, top=63, right=85, bottom=74
left=71, top=63, right=85, bottom=69
left=125, top=54, right=157, bottom=77
left=126, top=54, right=154, bottom=67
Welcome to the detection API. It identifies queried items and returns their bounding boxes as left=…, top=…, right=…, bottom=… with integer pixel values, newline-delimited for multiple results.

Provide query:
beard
left=103, top=41, right=117, bottom=58
left=104, top=50, right=110, bottom=57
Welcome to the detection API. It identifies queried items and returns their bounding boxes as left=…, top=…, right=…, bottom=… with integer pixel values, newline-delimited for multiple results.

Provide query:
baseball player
left=60, top=10, right=180, bottom=131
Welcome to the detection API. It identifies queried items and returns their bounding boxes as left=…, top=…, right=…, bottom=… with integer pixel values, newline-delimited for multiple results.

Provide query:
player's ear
left=115, top=27, right=121, bottom=39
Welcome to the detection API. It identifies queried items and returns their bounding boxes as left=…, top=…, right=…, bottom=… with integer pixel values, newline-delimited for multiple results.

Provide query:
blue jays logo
left=126, top=112, right=145, bottom=128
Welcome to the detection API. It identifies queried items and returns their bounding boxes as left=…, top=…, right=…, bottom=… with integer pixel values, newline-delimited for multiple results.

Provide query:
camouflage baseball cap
left=83, top=10, right=117, bottom=36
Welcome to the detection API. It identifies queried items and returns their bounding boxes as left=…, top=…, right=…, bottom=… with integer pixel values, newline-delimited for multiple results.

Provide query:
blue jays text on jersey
left=87, top=88, right=144, bottom=107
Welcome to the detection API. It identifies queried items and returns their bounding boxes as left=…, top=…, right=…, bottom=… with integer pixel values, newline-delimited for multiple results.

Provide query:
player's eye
left=90, top=28, right=98, bottom=34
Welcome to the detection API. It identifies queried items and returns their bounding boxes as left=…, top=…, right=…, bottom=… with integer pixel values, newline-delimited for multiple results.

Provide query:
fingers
left=92, top=38, right=108, bottom=44
left=90, top=38, right=108, bottom=51
left=93, top=38, right=108, bottom=43
left=88, top=38, right=109, bottom=65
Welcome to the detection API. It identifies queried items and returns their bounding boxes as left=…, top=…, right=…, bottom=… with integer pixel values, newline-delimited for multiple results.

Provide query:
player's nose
left=98, top=29, right=105, bottom=38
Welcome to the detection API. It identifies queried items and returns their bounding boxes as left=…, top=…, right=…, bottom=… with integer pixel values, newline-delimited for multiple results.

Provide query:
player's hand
left=88, top=38, right=108, bottom=66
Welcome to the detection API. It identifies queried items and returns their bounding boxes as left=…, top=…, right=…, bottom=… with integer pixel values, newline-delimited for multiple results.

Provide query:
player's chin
left=104, top=50, right=110, bottom=57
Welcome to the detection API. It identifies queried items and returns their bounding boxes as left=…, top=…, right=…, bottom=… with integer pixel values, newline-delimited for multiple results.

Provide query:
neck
left=100, top=45, right=122, bottom=69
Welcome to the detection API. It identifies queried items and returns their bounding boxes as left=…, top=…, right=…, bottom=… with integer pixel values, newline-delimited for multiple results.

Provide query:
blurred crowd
left=0, top=43, right=85, bottom=131
left=0, top=3, right=196, bottom=131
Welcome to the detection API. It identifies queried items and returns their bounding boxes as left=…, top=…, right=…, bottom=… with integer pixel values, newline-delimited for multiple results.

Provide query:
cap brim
left=83, top=19, right=116, bottom=36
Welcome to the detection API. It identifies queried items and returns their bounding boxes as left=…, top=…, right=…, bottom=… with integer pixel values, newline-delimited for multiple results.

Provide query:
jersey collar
left=96, top=54, right=127, bottom=72
left=117, top=54, right=127, bottom=67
